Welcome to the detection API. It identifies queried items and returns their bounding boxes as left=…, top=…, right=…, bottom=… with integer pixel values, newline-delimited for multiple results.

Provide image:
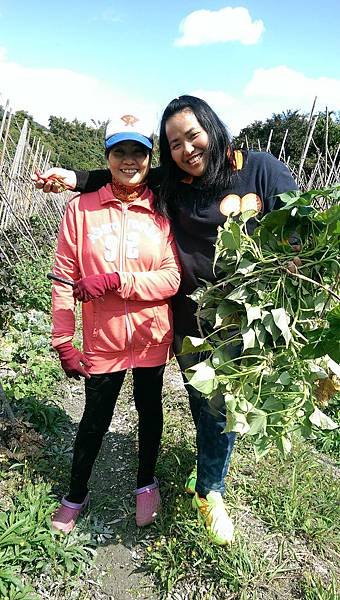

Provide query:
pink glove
left=56, top=342, right=92, bottom=379
left=73, top=273, right=120, bottom=303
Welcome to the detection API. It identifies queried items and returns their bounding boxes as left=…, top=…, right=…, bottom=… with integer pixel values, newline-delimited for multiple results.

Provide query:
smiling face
left=107, top=140, right=150, bottom=186
left=165, top=109, right=209, bottom=177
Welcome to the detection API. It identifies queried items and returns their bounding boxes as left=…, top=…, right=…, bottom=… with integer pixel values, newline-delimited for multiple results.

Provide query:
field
left=0, top=105, right=339, bottom=599
left=0, top=319, right=339, bottom=599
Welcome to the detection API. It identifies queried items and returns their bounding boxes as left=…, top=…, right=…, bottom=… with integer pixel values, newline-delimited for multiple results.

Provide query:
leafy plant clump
left=183, top=187, right=340, bottom=458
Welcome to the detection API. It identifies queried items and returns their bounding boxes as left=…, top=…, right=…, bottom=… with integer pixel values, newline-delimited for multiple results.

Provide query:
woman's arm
left=74, top=169, right=111, bottom=192
left=51, top=201, right=80, bottom=348
left=117, top=232, right=181, bottom=302
left=33, top=166, right=164, bottom=193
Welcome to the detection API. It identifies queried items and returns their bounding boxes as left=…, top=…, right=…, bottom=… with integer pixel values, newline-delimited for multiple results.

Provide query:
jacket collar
left=98, top=183, right=155, bottom=212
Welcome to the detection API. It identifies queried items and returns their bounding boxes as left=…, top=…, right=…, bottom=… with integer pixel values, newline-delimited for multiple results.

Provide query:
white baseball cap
left=105, top=110, right=154, bottom=150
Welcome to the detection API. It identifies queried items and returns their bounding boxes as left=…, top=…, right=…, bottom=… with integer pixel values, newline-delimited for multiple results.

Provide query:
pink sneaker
left=135, top=478, right=161, bottom=527
left=52, top=494, right=89, bottom=533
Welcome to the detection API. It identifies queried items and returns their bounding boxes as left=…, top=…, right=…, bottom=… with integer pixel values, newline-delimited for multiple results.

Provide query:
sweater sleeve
left=263, top=153, right=298, bottom=212
left=75, top=169, right=111, bottom=193
left=117, top=233, right=181, bottom=301
left=51, top=201, right=81, bottom=348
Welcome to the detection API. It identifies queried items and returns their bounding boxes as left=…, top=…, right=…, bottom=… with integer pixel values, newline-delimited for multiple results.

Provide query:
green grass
left=301, top=573, right=339, bottom=600
left=141, top=388, right=340, bottom=599
left=0, top=475, right=95, bottom=599
left=228, top=440, right=340, bottom=554
left=311, top=395, right=340, bottom=459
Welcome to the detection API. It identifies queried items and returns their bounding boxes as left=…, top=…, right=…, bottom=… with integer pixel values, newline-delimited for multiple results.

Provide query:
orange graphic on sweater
left=219, top=193, right=262, bottom=217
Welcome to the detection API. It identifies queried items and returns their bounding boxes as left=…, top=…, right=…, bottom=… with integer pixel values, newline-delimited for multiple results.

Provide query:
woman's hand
left=32, top=168, right=77, bottom=193
left=73, top=273, right=120, bottom=302
left=56, top=342, right=92, bottom=379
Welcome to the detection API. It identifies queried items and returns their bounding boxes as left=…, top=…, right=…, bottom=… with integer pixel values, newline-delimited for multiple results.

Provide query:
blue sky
left=1, top=0, right=339, bottom=134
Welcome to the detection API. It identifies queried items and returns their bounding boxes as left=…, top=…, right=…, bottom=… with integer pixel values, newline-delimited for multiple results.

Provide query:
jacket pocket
left=88, top=298, right=127, bottom=353
left=154, top=302, right=173, bottom=344
left=129, top=301, right=173, bottom=349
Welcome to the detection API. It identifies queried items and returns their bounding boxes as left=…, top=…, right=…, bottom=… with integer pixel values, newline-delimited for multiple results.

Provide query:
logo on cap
left=121, top=114, right=139, bottom=127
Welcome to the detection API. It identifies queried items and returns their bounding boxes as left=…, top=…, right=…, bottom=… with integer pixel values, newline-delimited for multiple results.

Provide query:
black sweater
left=75, top=151, right=298, bottom=336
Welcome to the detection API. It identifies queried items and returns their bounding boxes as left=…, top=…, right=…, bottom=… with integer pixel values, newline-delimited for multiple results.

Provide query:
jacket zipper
left=120, top=203, right=135, bottom=368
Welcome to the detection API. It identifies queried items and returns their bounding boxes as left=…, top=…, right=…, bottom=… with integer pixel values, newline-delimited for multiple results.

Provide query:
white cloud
left=245, top=66, right=340, bottom=107
left=191, top=67, right=340, bottom=135
left=1, top=51, right=339, bottom=141
left=175, top=7, right=264, bottom=47
left=0, top=51, right=158, bottom=128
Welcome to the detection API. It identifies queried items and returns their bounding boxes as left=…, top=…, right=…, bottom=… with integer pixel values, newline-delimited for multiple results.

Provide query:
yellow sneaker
left=192, top=491, right=234, bottom=545
left=184, top=466, right=197, bottom=495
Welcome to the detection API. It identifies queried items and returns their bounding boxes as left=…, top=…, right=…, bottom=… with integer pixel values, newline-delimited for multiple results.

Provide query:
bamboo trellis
left=239, top=98, right=340, bottom=202
left=0, top=102, right=70, bottom=261
left=1, top=97, right=339, bottom=252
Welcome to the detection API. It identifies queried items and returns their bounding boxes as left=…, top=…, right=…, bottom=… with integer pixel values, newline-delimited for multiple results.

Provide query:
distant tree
left=48, top=116, right=106, bottom=170
left=234, top=110, right=308, bottom=165
left=234, top=109, right=340, bottom=175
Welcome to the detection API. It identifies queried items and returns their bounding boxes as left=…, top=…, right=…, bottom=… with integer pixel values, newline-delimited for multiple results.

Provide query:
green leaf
left=247, top=410, right=267, bottom=435
left=226, top=285, right=250, bottom=304
left=214, top=301, right=239, bottom=327
left=246, top=304, right=262, bottom=326
left=275, top=371, right=291, bottom=386
left=276, top=435, right=292, bottom=456
left=236, top=258, right=257, bottom=275
left=261, top=397, right=283, bottom=412
left=240, top=209, right=258, bottom=223
left=238, top=398, right=253, bottom=412
left=212, top=348, right=234, bottom=374
left=254, top=321, right=266, bottom=349
left=221, top=221, right=241, bottom=251
left=314, top=291, right=329, bottom=313
left=309, top=407, right=338, bottom=430
left=261, top=208, right=290, bottom=230
left=189, top=286, right=206, bottom=303
left=224, top=393, right=237, bottom=413
left=180, top=336, right=212, bottom=354
left=327, top=304, right=340, bottom=330
left=271, top=308, right=291, bottom=346
left=253, top=436, right=272, bottom=460
left=226, top=411, right=250, bottom=435
left=314, top=203, right=340, bottom=225
left=301, top=330, right=340, bottom=362
left=262, top=312, right=281, bottom=343
left=242, top=327, right=256, bottom=350
left=186, top=361, right=218, bottom=396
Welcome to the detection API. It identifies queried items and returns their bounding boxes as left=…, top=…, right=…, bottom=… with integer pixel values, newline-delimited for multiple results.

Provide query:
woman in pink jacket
left=51, top=109, right=181, bottom=533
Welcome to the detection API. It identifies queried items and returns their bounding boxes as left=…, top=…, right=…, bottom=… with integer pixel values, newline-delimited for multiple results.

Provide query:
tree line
left=1, top=106, right=339, bottom=174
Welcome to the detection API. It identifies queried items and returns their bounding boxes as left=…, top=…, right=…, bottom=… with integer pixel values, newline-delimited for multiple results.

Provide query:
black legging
left=66, top=365, right=165, bottom=503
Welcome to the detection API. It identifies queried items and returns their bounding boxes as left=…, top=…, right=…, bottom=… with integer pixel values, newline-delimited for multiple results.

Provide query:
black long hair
left=157, top=95, right=234, bottom=216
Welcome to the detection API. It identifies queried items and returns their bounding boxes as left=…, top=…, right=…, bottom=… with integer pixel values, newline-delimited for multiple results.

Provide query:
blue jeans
left=174, top=333, right=237, bottom=497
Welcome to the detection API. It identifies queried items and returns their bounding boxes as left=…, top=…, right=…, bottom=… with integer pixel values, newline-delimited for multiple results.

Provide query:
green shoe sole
left=184, top=466, right=197, bottom=495
left=192, top=491, right=234, bottom=546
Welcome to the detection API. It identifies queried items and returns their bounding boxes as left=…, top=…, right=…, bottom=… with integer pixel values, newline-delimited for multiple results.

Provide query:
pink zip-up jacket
left=52, top=184, right=181, bottom=373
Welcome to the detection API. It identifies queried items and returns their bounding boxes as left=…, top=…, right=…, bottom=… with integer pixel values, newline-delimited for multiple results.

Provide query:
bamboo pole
left=0, top=99, right=10, bottom=142
left=0, top=109, right=12, bottom=174
left=265, top=129, right=273, bottom=153
left=324, top=106, right=329, bottom=186
left=325, top=143, right=340, bottom=187
left=278, top=129, right=288, bottom=161
left=297, top=114, right=318, bottom=184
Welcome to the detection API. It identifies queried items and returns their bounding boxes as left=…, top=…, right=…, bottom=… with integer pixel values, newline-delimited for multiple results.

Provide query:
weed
left=0, top=479, right=95, bottom=597
left=311, top=394, right=340, bottom=459
left=301, top=572, right=339, bottom=599
left=228, top=439, right=340, bottom=554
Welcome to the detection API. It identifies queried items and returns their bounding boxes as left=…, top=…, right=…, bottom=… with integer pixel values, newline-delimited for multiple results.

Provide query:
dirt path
left=61, top=363, right=184, bottom=599
left=59, top=362, right=339, bottom=600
